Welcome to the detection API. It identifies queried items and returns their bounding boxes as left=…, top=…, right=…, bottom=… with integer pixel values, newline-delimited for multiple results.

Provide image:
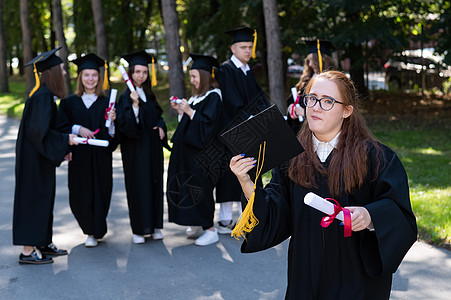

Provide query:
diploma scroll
left=170, top=96, right=182, bottom=104
left=291, top=87, right=303, bottom=122
left=105, top=89, right=117, bottom=128
left=74, top=137, right=109, bottom=147
left=118, top=65, right=136, bottom=93
left=304, top=192, right=352, bottom=222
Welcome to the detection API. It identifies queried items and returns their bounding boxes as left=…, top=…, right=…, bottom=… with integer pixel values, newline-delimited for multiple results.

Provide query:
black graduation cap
left=305, top=39, right=335, bottom=56
left=121, top=50, right=154, bottom=67
left=71, top=53, right=105, bottom=72
left=24, top=47, right=63, bottom=72
left=225, top=26, right=255, bottom=44
left=190, top=53, right=219, bottom=74
left=220, top=104, right=304, bottom=178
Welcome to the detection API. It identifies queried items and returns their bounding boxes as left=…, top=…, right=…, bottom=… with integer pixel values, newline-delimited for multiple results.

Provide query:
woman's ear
left=343, top=105, right=353, bottom=119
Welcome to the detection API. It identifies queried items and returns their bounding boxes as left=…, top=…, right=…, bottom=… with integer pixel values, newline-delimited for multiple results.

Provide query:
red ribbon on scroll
left=320, top=198, right=352, bottom=237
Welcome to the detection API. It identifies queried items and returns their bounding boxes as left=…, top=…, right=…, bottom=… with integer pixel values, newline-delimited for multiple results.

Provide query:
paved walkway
left=0, top=115, right=450, bottom=299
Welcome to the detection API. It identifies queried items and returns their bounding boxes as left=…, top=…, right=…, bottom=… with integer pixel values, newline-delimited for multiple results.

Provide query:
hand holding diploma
left=73, top=137, right=109, bottom=147
left=105, top=89, right=117, bottom=127
left=291, top=87, right=304, bottom=122
left=118, top=65, right=135, bottom=93
left=304, top=192, right=353, bottom=237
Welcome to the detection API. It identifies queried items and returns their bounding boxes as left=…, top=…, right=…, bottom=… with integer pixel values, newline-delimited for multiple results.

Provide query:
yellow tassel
left=252, top=29, right=257, bottom=59
left=231, top=141, right=266, bottom=240
left=29, top=56, right=44, bottom=97
left=151, top=57, right=157, bottom=87
left=317, top=39, right=323, bottom=73
left=212, top=68, right=215, bottom=79
left=103, top=60, right=109, bottom=90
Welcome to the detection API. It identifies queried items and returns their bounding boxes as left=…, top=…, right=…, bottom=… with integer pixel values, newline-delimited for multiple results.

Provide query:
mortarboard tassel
left=29, top=57, right=44, bottom=97
left=212, top=67, right=215, bottom=79
left=103, top=60, right=109, bottom=90
left=151, top=57, right=157, bottom=87
left=231, top=141, right=266, bottom=240
left=317, top=39, right=323, bottom=73
left=252, top=29, right=257, bottom=59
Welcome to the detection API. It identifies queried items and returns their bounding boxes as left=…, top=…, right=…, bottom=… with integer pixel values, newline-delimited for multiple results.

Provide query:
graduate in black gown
left=287, top=39, right=336, bottom=134
left=230, top=71, right=417, bottom=299
left=58, top=53, right=117, bottom=248
left=167, top=54, right=224, bottom=246
left=13, top=48, right=78, bottom=264
left=215, top=26, right=269, bottom=234
left=116, top=50, right=167, bottom=244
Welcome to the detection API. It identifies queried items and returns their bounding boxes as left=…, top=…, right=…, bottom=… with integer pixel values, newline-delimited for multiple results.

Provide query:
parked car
left=384, top=50, right=451, bottom=91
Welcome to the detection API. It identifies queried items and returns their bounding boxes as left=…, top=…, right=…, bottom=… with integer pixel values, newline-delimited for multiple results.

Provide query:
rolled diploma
left=73, top=137, right=109, bottom=147
left=291, top=87, right=303, bottom=122
left=105, top=88, right=117, bottom=128
left=118, top=65, right=136, bottom=93
left=304, top=192, right=351, bottom=222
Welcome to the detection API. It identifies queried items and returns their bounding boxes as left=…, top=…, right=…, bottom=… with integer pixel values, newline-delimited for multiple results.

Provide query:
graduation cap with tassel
left=71, top=53, right=109, bottom=90
left=24, top=47, right=63, bottom=97
left=121, top=50, right=158, bottom=87
left=220, top=105, right=304, bottom=239
left=225, top=26, right=258, bottom=59
left=304, top=39, right=335, bottom=73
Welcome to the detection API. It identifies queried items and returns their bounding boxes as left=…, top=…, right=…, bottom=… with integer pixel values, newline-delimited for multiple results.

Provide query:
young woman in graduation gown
left=287, top=39, right=336, bottom=134
left=116, top=50, right=168, bottom=244
left=57, top=53, right=118, bottom=248
left=167, top=54, right=224, bottom=246
left=230, top=71, right=417, bottom=299
left=13, top=48, right=78, bottom=264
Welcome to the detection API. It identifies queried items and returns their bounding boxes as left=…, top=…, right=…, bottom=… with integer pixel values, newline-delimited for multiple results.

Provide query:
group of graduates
left=13, top=25, right=418, bottom=299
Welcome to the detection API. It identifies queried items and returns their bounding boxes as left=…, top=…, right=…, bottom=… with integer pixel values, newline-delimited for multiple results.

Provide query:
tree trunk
left=0, top=0, right=9, bottom=92
left=349, top=43, right=368, bottom=98
left=52, top=0, right=72, bottom=94
left=262, top=0, right=285, bottom=112
left=161, top=0, right=185, bottom=99
left=20, top=0, right=34, bottom=94
left=91, top=0, right=109, bottom=88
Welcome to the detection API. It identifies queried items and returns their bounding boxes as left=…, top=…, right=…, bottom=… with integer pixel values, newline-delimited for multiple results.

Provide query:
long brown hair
left=191, top=69, right=219, bottom=97
left=40, top=64, right=66, bottom=99
left=75, top=69, right=104, bottom=97
left=295, top=53, right=335, bottom=93
left=289, top=71, right=381, bottom=197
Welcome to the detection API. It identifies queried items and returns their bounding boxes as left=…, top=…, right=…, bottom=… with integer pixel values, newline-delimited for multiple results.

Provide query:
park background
left=0, top=0, right=449, bottom=249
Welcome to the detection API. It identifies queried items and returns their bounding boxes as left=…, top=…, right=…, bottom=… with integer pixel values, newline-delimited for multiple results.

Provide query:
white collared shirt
left=312, top=132, right=341, bottom=162
left=231, top=55, right=250, bottom=75
left=81, top=92, right=98, bottom=109
left=178, top=88, right=222, bottom=121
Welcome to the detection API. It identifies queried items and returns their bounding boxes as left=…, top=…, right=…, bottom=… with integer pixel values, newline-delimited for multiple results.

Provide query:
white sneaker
left=133, top=234, right=145, bottom=244
left=195, top=229, right=219, bottom=246
left=85, top=235, right=98, bottom=247
left=152, top=229, right=163, bottom=240
left=186, top=226, right=202, bottom=238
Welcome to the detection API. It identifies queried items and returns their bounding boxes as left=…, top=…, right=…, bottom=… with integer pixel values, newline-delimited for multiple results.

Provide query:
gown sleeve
left=25, top=92, right=68, bottom=166
left=184, top=92, right=223, bottom=150
left=361, top=145, right=417, bottom=277
left=241, top=165, right=293, bottom=253
left=57, top=97, right=73, bottom=134
left=116, top=91, right=142, bottom=139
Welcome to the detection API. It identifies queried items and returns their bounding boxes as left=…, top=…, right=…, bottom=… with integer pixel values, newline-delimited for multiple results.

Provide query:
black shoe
left=38, top=243, right=68, bottom=256
left=19, top=249, right=53, bottom=265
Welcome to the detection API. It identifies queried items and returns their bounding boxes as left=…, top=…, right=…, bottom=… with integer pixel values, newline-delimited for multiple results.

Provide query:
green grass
left=1, top=78, right=450, bottom=248
left=371, top=124, right=451, bottom=247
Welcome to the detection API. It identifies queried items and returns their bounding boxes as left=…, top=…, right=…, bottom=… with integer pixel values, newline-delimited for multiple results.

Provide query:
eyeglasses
left=303, top=94, right=343, bottom=111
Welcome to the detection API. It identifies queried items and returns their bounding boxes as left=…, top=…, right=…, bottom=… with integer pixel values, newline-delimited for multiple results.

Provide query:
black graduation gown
left=13, top=86, right=69, bottom=246
left=215, top=59, right=269, bottom=203
left=116, top=89, right=166, bottom=235
left=242, top=143, right=417, bottom=300
left=167, top=90, right=224, bottom=227
left=57, top=94, right=118, bottom=239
